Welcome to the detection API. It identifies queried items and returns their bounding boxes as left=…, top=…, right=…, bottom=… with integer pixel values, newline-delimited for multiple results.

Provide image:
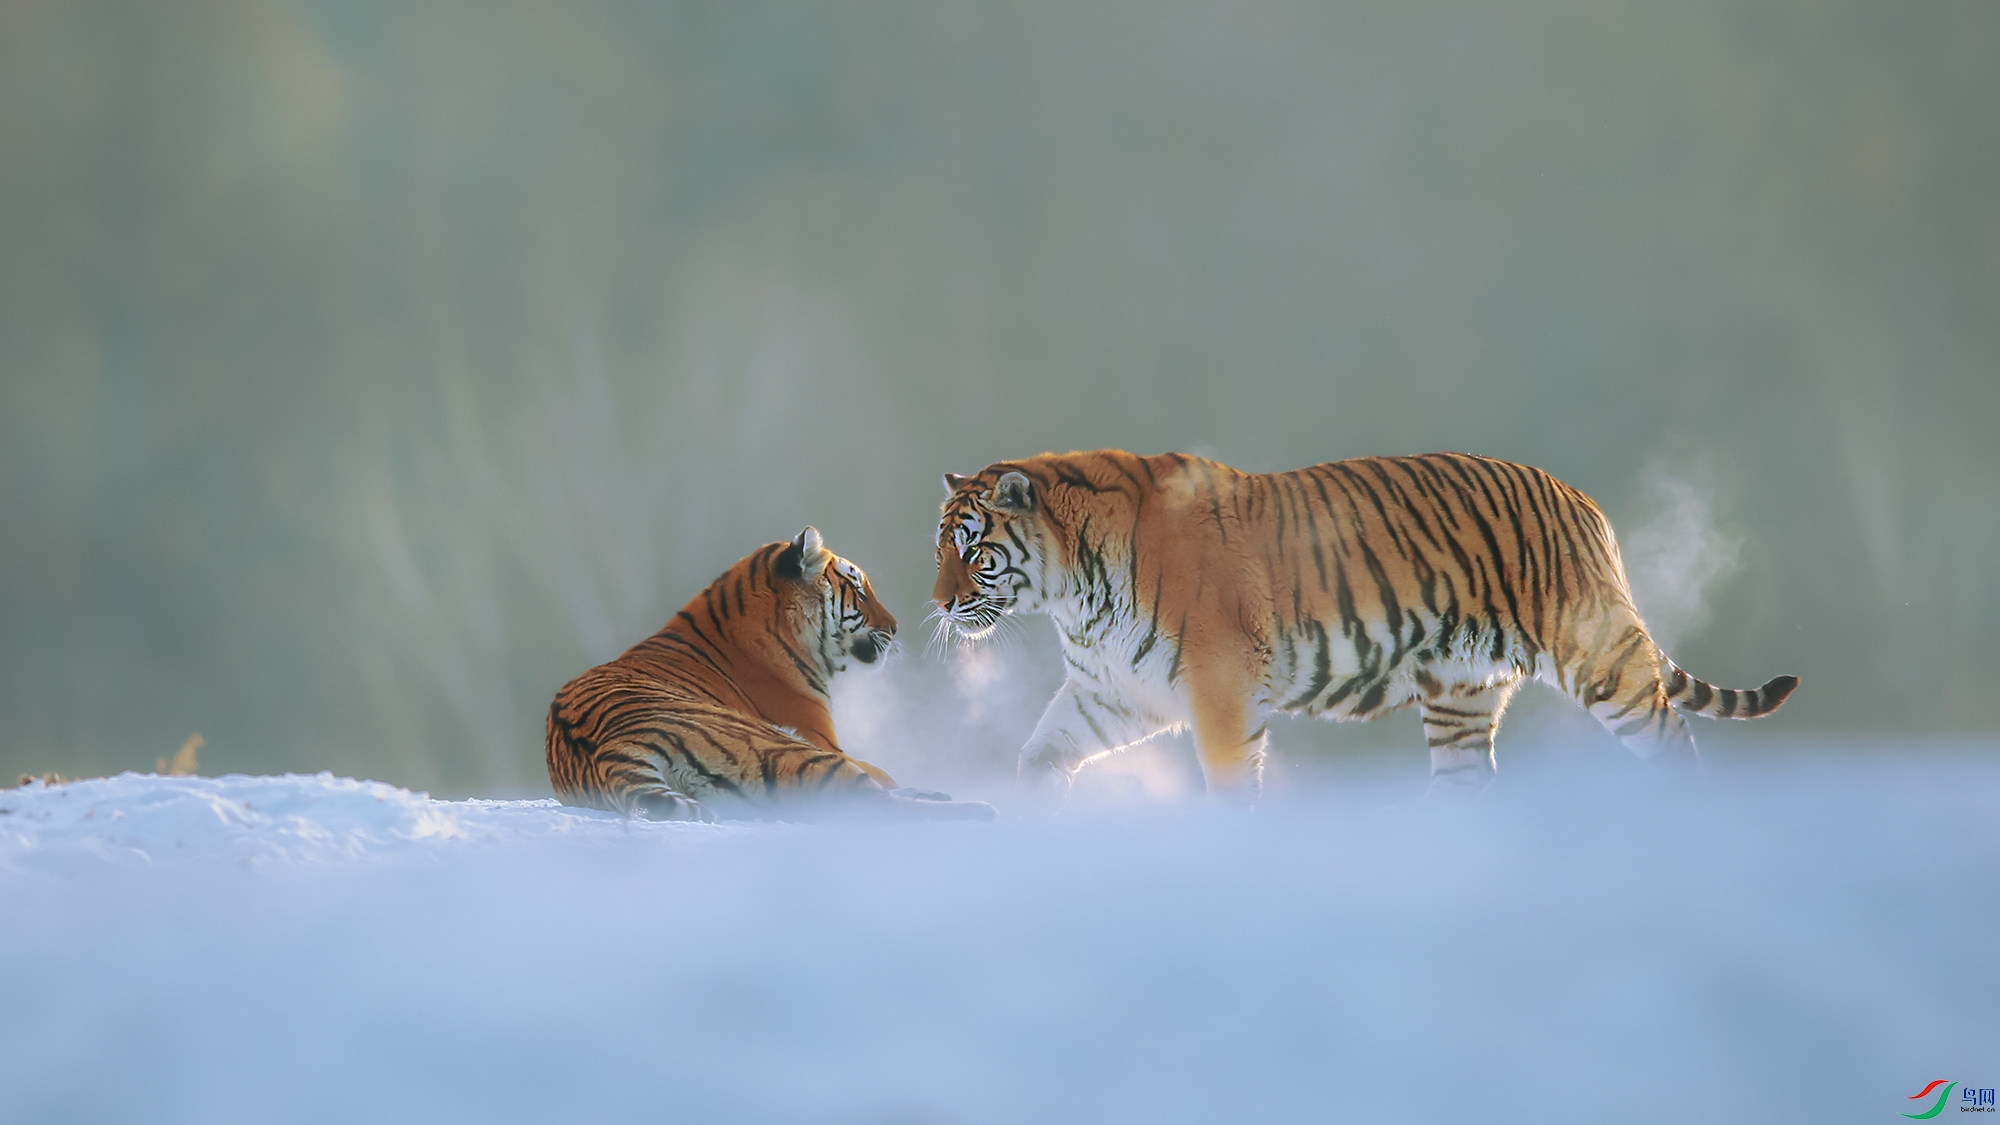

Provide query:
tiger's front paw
left=1422, top=765, right=1494, bottom=801
left=867, top=790, right=1001, bottom=822
left=931, top=798, right=1000, bottom=822
left=1016, top=751, right=1076, bottom=810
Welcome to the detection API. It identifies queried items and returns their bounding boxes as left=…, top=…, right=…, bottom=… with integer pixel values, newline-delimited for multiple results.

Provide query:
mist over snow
left=1623, top=456, right=1746, bottom=651
left=831, top=633, right=1207, bottom=805
left=4, top=759, right=1997, bottom=1124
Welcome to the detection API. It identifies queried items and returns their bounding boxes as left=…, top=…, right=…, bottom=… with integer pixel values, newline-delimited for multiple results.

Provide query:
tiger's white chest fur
left=1057, top=629, right=1191, bottom=729
left=1044, top=593, right=1197, bottom=731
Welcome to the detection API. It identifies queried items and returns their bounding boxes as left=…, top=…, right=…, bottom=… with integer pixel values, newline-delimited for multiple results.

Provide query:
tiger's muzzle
left=850, top=627, right=896, bottom=664
left=934, top=595, right=1008, bottom=640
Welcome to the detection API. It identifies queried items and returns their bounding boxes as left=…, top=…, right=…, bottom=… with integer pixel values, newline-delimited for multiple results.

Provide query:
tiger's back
left=1236, top=452, right=1779, bottom=724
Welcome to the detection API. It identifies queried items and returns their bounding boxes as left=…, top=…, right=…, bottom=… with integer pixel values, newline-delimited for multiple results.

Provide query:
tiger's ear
left=775, top=526, right=830, bottom=582
left=992, top=471, right=1035, bottom=513
left=943, top=472, right=972, bottom=497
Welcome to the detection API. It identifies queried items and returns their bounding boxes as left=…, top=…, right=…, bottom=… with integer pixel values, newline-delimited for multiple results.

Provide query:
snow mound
left=0, top=771, right=720, bottom=873
left=2, top=757, right=1997, bottom=1123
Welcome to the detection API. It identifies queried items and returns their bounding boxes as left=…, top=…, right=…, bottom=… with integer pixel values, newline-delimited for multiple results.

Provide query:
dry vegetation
left=12, top=733, right=201, bottom=789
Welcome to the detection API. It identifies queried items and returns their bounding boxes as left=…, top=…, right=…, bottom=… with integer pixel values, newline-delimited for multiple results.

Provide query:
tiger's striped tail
left=1663, top=662, right=1799, bottom=720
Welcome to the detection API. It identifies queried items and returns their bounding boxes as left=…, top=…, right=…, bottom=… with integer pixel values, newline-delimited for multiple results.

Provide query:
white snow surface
left=3, top=761, right=1996, bottom=1123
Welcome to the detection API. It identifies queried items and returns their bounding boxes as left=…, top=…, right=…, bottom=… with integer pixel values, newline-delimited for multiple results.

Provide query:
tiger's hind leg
left=1573, top=625, right=1701, bottom=772
left=589, top=741, right=717, bottom=822
left=632, top=786, right=716, bottom=823
left=1584, top=680, right=1699, bottom=770
left=1421, top=678, right=1521, bottom=797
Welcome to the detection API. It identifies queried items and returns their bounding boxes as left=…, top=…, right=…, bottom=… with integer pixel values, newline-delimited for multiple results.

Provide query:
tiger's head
left=932, top=468, right=1053, bottom=640
left=773, top=526, right=897, bottom=673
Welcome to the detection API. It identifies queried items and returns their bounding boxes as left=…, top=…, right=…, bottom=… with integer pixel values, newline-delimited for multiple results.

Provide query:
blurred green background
left=2, top=0, right=1995, bottom=795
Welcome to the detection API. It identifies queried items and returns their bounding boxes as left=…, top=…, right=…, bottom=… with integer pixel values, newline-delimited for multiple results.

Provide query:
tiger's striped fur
left=931, top=451, right=1797, bottom=797
left=548, top=527, right=994, bottom=821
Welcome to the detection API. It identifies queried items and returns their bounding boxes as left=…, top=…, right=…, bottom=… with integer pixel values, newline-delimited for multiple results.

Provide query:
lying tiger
left=932, top=450, right=1798, bottom=797
left=547, top=527, right=994, bottom=822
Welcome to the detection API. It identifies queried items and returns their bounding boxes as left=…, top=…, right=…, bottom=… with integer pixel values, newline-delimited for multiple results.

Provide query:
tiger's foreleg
left=1017, top=680, right=1170, bottom=798
left=786, top=756, right=997, bottom=822
left=1420, top=678, right=1521, bottom=797
left=1186, top=663, right=1272, bottom=799
left=850, top=758, right=900, bottom=789
left=850, top=788, right=1000, bottom=821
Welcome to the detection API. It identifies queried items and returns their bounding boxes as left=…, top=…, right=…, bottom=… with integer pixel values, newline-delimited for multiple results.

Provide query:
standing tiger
left=931, top=450, right=1798, bottom=797
left=548, top=527, right=994, bottom=821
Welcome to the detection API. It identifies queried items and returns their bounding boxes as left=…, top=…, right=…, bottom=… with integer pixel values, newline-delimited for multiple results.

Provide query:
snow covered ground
left=3, top=758, right=1996, bottom=1124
